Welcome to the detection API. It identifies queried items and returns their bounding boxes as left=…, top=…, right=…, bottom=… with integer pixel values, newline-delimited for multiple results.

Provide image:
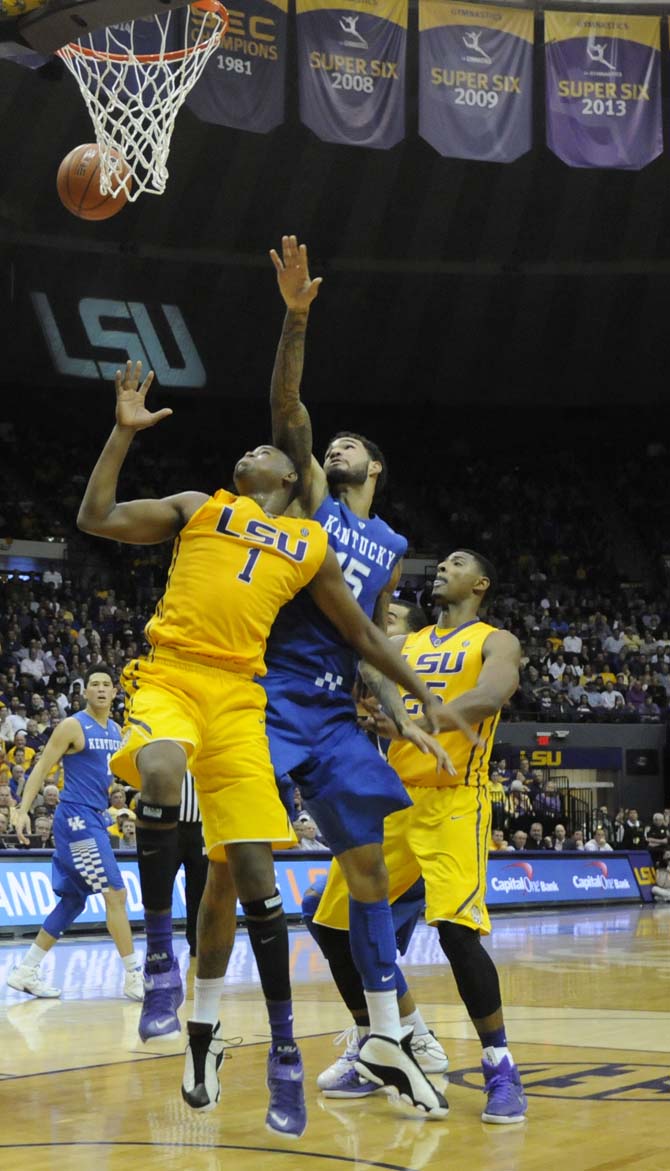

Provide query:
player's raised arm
left=307, top=548, right=476, bottom=741
left=77, top=361, right=206, bottom=544
left=269, top=235, right=326, bottom=514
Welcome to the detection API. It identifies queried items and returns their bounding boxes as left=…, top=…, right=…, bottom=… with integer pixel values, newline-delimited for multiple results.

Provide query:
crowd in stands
left=0, top=571, right=668, bottom=874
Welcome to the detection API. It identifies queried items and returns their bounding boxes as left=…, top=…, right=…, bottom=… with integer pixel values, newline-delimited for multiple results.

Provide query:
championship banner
left=418, top=1, right=533, bottom=163
left=296, top=0, right=407, bottom=149
left=545, top=10, right=662, bottom=171
left=186, top=0, right=287, bottom=132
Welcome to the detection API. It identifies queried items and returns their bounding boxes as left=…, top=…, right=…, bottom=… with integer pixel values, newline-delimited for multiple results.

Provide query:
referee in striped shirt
left=175, top=769, right=209, bottom=957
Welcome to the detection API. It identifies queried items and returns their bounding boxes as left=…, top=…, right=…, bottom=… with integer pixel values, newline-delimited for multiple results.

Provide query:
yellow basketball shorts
left=314, top=783, right=492, bottom=935
left=111, top=650, right=295, bottom=861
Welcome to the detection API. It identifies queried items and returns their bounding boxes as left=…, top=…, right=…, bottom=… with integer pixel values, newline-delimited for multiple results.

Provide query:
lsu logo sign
left=450, top=1061, right=670, bottom=1102
left=530, top=750, right=563, bottom=767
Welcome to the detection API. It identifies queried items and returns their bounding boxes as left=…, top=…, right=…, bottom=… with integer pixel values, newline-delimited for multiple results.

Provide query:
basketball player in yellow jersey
left=76, top=360, right=451, bottom=1138
left=315, top=550, right=528, bottom=1124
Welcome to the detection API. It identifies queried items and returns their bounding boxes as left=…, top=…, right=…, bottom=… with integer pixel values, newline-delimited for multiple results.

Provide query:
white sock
left=193, top=976, right=226, bottom=1026
left=22, top=943, right=48, bottom=969
left=122, top=952, right=141, bottom=972
left=483, top=1045, right=513, bottom=1066
left=365, top=990, right=403, bottom=1042
left=401, top=1008, right=430, bottom=1037
left=356, top=1024, right=370, bottom=1042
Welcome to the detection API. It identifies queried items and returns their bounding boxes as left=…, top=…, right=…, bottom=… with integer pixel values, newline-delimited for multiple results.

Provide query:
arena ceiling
left=3, top=1, right=670, bottom=406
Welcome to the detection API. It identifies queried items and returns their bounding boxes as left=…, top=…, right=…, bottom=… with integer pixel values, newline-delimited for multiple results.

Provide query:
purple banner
left=187, top=0, right=287, bottom=133
left=418, top=2, right=533, bottom=163
left=297, top=0, right=407, bottom=149
left=545, top=11, right=662, bottom=171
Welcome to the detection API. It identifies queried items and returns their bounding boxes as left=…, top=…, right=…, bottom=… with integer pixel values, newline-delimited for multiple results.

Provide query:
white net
left=57, top=1, right=228, bottom=199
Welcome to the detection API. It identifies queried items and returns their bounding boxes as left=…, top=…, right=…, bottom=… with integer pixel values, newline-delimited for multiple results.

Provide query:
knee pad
left=135, top=799, right=181, bottom=825
left=241, top=888, right=283, bottom=920
left=350, top=898, right=397, bottom=968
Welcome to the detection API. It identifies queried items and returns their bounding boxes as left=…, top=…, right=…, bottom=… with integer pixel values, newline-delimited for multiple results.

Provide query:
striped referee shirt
left=180, top=769, right=201, bottom=823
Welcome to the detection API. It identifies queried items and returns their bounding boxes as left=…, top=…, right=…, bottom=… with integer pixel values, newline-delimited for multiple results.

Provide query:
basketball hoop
left=57, top=0, right=229, bottom=199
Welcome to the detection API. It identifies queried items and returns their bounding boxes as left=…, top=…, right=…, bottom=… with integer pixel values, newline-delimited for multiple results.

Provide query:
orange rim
left=57, top=1, right=229, bottom=65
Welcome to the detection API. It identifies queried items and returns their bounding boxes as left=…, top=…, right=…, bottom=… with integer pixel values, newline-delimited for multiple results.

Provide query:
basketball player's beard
left=326, top=465, right=368, bottom=491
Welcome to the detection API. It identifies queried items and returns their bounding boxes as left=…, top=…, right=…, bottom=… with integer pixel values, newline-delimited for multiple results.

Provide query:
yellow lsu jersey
left=389, top=619, right=500, bottom=788
left=144, top=489, right=328, bottom=677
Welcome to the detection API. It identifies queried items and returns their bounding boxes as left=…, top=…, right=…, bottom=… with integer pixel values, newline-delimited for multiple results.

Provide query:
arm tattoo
left=270, top=310, right=313, bottom=470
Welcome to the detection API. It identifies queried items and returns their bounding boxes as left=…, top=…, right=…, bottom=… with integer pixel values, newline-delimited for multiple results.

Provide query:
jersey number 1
left=238, top=547, right=261, bottom=584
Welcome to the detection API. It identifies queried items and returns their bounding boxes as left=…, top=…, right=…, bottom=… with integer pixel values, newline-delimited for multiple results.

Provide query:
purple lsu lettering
left=216, top=506, right=307, bottom=563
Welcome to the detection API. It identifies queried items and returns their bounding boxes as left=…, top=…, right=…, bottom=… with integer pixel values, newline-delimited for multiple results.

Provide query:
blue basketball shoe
left=138, top=959, right=184, bottom=1043
left=265, top=1044, right=307, bottom=1138
left=481, top=1056, right=527, bottom=1124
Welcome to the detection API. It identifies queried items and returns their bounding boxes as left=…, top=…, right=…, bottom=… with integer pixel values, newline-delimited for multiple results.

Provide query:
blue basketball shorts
left=263, top=675, right=411, bottom=856
left=51, top=803, right=125, bottom=899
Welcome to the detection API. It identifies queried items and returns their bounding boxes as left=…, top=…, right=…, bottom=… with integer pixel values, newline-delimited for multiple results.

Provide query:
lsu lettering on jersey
left=144, top=490, right=328, bottom=677
left=265, top=495, right=407, bottom=692
left=390, top=619, right=499, bottom=788
left=61, top=711, right=121, bottom=809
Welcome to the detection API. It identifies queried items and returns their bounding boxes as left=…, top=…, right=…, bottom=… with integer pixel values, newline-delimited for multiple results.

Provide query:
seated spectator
left=114, top=813, right=137, bottom=852
left=0, top=782, right=19, bottom=828
left=505, top=780, right=534, bottom=834
left=0, top=809, right=15, bottom=847
left=575, top=694, right=595, bottom=721
left=40, top=783, right=60, bottom=817
left=293, top=812, right=329, bottom=852
left=626, top=680, right=647, bottom=713
left=510, top=829, right=528, bottom=851
left=651, top=850, right=670, bottom=903
left=545, top=824, right=566, bottom=852
left=24, top=718, right=47, bottom=752
left=644, top=813, right=669, bottom=863
left=527, top=822, right=548, bottom=849
left=565, top=829, right=585, bottom=850
left=599, top=681, right=625, bottom=714
left=32, top=813, right=55, bottom=848
left=489, top=828, right=512, bottom=851
left=0, top=747, right=11, bottom=785
left=584, top=828, right=613, bottom=852
left=640, top=695, right=662, bottom=723
left=106, top=784, right=136, bottom=835
left=620, top=809, right=645, bottom=849
left=7, top=732, right=36, bottom=768
left=548, top=693, right=574, bottom=722
left=609, top=696, right=630, bottom=722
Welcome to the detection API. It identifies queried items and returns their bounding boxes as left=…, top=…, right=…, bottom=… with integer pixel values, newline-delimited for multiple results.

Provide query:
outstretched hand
left=115, top=361, right=173, bottom=432
left=357, top=697, right=455, bottom=775
left=270, top=235, right=322, bottom=312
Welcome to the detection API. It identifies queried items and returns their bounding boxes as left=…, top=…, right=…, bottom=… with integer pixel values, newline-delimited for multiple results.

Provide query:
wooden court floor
left=0, top=904, right=668, bottom=1171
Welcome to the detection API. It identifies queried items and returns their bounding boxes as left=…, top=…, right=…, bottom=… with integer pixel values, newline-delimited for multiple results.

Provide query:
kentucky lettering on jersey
left=144, top=489, right=328, bottom=677
left=61, top=711, right=122, bottom=810
left=265, top=495, right=407, bottom=692
left=390, top=620, right=499, bottom=789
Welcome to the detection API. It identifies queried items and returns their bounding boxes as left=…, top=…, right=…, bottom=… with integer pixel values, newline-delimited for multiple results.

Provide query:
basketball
left=56, top=143, right=132, bottom=221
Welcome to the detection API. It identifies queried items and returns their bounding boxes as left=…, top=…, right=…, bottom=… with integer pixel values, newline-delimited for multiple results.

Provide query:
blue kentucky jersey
left=264, top=495, right=407, bottom=693
left=61, top=712, right=122, bottom=810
